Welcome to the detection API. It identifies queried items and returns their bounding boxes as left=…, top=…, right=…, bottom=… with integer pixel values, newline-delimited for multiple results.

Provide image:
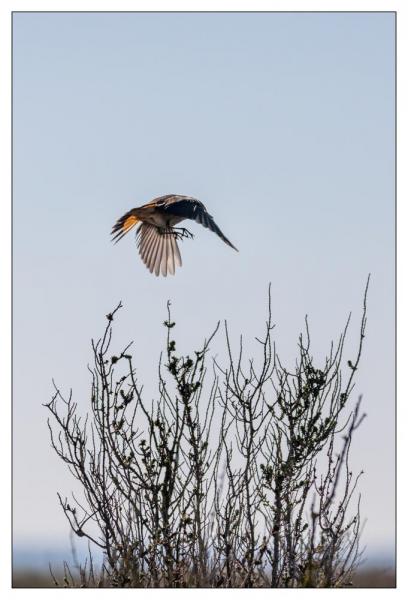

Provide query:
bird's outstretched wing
left=161, top=196, right=238, bottom=251
left=136, top=223, right=182, bottom=277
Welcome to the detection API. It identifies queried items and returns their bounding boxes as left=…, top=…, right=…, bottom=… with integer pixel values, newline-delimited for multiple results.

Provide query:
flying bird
left=111, top=194, right=238, bottom=276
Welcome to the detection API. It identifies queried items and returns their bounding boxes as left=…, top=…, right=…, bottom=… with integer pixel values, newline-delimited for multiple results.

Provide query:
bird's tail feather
left=111, top=210, right=140, bottom=243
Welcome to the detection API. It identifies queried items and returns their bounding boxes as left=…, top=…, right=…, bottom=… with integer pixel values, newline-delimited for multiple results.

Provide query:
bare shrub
left=44, top=281, right=369, bottom=587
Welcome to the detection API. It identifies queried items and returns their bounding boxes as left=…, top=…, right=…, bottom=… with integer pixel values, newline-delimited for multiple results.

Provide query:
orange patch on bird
left=123, top=215, right=139, bottom=231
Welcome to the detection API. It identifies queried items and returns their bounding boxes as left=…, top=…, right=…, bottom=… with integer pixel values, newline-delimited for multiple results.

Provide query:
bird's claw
left=180, top=228, right=194, bottom=240
left=171, top=227, right=194, bottom=241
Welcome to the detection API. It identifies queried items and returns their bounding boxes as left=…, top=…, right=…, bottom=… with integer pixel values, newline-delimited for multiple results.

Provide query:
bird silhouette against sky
left=112, top=194, right=238, bottom=276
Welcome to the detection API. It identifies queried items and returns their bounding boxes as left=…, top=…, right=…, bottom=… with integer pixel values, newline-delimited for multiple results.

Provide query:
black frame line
left=10, top=9, right=397, bottom=589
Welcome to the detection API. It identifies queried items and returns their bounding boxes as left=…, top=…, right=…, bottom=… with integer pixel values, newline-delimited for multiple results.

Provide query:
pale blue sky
left=13, top=12, right=395, bottom=566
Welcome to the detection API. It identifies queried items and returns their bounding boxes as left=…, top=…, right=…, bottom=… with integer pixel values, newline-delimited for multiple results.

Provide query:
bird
left=111, top=194, right=238, bottom=276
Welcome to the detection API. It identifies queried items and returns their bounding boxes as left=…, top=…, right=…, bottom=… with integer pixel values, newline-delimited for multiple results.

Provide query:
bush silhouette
left=44, top=281, right=369, bottom=588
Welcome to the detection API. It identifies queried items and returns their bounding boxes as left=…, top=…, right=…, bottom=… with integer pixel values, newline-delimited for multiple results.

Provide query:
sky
left=13, top=11, right=395, bottom=568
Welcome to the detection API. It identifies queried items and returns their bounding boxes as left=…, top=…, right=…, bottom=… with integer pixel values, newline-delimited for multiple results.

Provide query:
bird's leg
left=172, top=227, right=194, bottom=240
left=158, top=226, right=194, bottom=240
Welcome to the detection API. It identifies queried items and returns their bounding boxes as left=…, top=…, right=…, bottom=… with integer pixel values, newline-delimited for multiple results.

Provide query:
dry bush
left=44, top=281, right=369, bottom=588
